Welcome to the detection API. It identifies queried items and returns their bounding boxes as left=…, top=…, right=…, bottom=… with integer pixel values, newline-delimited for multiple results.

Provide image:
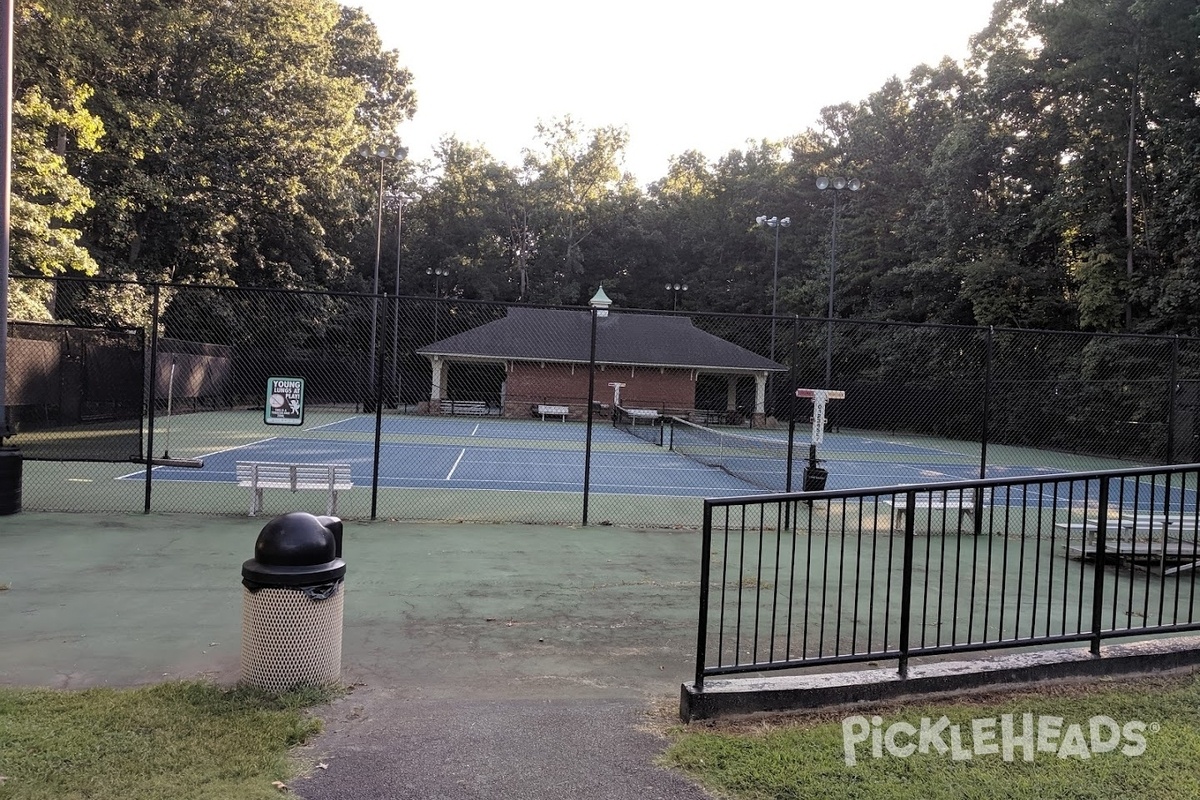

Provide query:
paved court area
left=0, top=511, right=714, bottom=799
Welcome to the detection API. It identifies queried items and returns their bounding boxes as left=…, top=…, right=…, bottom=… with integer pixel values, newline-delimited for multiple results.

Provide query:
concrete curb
left=680, top=636, right=1200, bottom=721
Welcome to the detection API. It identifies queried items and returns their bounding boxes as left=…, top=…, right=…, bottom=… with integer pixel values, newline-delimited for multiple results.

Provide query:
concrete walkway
left=0, top=512, right=714, bottom=799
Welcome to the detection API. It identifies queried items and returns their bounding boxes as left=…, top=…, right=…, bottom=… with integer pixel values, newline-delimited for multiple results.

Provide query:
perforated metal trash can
left=240, top=512, right=346, bottom=692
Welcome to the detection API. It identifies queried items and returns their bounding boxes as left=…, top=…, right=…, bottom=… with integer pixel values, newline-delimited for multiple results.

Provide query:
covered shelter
left=415, top=288, right=786, bottom=423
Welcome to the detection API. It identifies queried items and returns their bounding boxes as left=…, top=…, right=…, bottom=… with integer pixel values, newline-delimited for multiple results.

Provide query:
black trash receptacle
left=0, top=447, right=22, bottom=515
left=240, top=512, right=346, bottom=692
left=803, top=466, right=828, bottom=492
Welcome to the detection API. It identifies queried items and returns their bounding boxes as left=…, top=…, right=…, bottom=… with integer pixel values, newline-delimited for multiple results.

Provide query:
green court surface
left=0, top=512, right=703, bottom=696
left=2, top=511, right=1189, bottom=697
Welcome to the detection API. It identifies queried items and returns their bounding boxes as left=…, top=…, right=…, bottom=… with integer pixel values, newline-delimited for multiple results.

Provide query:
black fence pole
left=1090, top=477, right=1111, bottom=655
left=694, top=500, right=714, bottom=691
left=980, top=325, right=993, bottom=480
left=143, top=283, right=161, bottom=514
left=1167, top=336, right=1179, bottom=463
left=370, top=314, right=386, bottom=520
left=974, top=326, right=993, bottom=535
left=897, top=489, right=917, bottom=678
left=785, top=317, right=798, bottom=493
left=582, top=308, right=598, bottom=526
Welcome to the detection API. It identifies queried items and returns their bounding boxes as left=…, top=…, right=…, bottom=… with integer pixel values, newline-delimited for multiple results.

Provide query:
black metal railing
left=693, top=464, right=1200, bottom=690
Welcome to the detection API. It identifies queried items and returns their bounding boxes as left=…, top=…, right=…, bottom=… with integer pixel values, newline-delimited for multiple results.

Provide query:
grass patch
left=662, top=676, right=1200, bottom=799
left=0, top=681, right=329, bottom=800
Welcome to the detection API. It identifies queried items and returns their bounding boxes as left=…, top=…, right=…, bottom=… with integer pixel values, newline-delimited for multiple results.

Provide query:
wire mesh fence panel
left=379, top=298, right=595, bottom=525
left=784, top=320, right=988, bottom=490
left=1170, top=338, right=1200, bottom=464
left=141, top=285, right=379, bottom=516
left=689, top=312, right=786, bottom=423
left=989, top=330, right=1174, bottom=468
left=7, top=276, right=1200, bottom=524
left=6, top=320, right=145, bottom=462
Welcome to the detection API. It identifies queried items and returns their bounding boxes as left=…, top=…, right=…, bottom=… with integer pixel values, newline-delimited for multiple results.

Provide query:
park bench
left=882, top=494, right=976, bottom=531
left=534, top=404, right=570, bottom=421
left=442, top=400, right=493, bottom=416
left=236, top=461, right=353, bottom=517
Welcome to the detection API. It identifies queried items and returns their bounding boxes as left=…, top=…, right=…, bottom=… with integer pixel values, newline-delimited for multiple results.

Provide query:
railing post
left=694, top=501, right=714, bottom=691
left=897, top=489, right=917, bottom=678
left=1090, top=477, right=1110, bottom=655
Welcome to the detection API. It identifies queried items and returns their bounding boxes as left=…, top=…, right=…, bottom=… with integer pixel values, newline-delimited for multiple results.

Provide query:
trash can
left=240, top=512, right=346, bottom=692
left=0, top=446, right=21, bottom=515
left=802, top=465, right=828, bottom=492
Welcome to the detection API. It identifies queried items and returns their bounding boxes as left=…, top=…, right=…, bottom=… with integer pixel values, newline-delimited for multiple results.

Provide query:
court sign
left=265, top=377, right=305, bottom=426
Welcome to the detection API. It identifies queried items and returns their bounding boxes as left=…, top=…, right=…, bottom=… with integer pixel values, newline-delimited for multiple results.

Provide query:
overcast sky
left=347, top=0, right=998, bottom=184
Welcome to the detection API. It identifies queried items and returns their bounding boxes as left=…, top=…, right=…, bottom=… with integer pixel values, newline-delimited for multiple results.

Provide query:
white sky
left=347, top=0, right=998, bottom=185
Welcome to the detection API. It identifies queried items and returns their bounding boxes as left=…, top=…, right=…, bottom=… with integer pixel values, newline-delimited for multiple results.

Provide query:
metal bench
left=534, top=404, right=569, bottom=421
left=882, top=495, right=976, bottom=530
left=442, top=400, right=493, bottom=416
left=236, top=461, right=353, bottom=517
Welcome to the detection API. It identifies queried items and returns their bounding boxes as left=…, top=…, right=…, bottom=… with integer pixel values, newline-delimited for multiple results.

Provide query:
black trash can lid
left=242, top=512, right=346, bottom=587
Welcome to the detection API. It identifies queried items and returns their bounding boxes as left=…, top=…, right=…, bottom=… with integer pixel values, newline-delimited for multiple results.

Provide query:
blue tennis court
left=119, top=413, right=1197, bottom=510
left=128, top=435, right=765, bottom=497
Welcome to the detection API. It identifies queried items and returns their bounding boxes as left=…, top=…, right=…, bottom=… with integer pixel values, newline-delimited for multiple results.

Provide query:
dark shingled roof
left=416, top=307, right=784, bottom=373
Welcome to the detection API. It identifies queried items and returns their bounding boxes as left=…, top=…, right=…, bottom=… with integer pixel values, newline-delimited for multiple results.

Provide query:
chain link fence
left=7, top=277, right=1199, bottom=526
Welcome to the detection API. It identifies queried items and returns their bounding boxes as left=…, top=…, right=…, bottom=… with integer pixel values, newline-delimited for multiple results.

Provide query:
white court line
left=304, top=416, right=358, bottom=432
left=445, top=448, right=466, bottom=480
left=115, top=436, right=280, bottom=480
left=471, top=423, right=481, bottom=436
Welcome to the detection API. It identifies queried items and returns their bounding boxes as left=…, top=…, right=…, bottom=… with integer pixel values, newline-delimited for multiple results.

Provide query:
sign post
left=795, top=388, right=845, bottom=491
left=265, top=377, right=306, bottom=426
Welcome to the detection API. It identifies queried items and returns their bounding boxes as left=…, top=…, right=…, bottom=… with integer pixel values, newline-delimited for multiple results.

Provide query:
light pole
left=665, top=282, right=688, bottom=311
left=389, top=191, right=421, bottom=408
left=815, top=177, right=860, bottom=389
left=756, top=215, right=790, bottom=418
left=427, top=267, right=449, bottom=341
left=360, top=144, right=406, bottom=409
left=755, top=215, right=791, bottom=364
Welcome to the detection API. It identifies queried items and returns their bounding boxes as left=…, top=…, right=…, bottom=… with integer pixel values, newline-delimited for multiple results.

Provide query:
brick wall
left=502, top=362, right=697, bottom=419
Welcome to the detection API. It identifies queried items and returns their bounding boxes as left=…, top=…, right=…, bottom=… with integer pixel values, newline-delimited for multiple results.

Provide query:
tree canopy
left=8, top=0, right=1200, bottom=336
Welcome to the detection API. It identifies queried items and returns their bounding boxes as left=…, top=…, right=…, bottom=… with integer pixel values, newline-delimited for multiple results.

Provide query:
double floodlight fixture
left=359, top=144, right=408, bottom=162
left=756, top=215, right=791, bottom=228
left=816, top=177, right=862, bottom=192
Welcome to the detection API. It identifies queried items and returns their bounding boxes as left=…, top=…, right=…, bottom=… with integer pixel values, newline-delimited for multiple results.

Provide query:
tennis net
left=668, top=418, right=796, bottom=492
left=613, top=405, right=664, bottom=446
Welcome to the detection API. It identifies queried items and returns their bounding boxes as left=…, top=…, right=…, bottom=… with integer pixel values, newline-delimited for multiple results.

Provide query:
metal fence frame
left=693, top=464, right=1200, bottom=690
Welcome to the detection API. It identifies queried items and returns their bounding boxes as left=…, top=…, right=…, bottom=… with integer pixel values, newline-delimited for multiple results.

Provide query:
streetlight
left=388, top=191, right=421, bottom=408
left=815, top=176, right=861, bottom=388
left=755, top=215, right=791, bottom=363
left=360, top=144, right=406, bottom=410
left=756, top=215, right=790, bottom=418
left=665, top=282, right=688, bottom=311
left=427, top=267, right=449, bottom=341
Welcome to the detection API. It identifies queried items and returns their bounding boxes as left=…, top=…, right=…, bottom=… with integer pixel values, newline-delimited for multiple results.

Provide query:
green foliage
left=7, top=0, right=1200, bottom=338
left=663, top=677, right=1200, bottom=800
left=9, top=83, right=102, bottom=279
left=0, top=680, right=325, bottom=800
